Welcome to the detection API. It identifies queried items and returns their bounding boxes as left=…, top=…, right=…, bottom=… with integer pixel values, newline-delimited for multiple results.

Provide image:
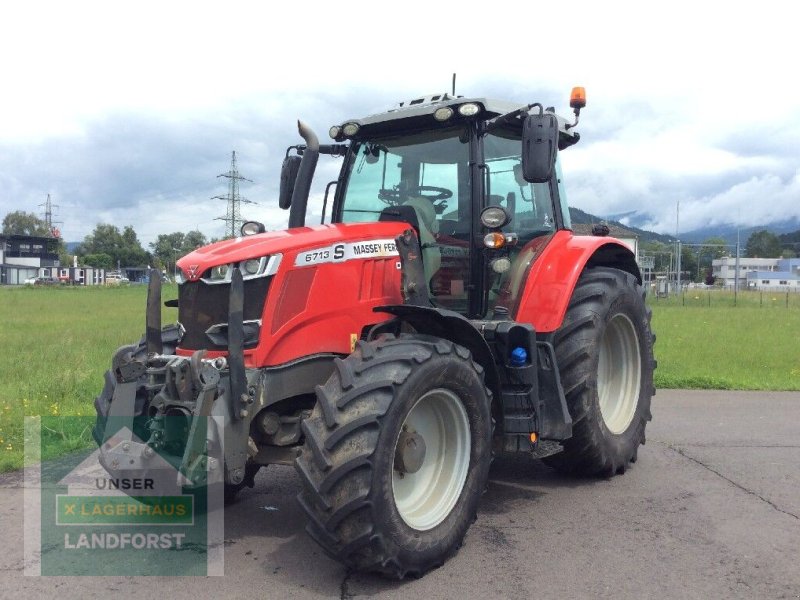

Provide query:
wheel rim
left=392, top=388, right=471, bottom=531
left=597, top=313, right=642, bottom=435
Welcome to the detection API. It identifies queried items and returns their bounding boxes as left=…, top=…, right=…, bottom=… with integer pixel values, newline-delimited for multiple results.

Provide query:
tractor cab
left=279, top=91, right=585, bottom=319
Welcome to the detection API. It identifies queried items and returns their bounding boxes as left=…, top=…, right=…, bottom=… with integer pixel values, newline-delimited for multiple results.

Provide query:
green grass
left=0, top=285, right=177, bottom=472
left=649, top=292, right=800, bottom=390
left=0, top=285, right=797, bottom=472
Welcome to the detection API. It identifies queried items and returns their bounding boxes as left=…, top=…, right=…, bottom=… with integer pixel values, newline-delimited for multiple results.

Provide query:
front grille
left=178, top=276, right=272, bottom=350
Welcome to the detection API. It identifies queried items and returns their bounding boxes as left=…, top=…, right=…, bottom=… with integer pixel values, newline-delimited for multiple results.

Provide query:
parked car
left=105, top=272, right=130, bottom=285
left=33, top=277, right=61, bottom=286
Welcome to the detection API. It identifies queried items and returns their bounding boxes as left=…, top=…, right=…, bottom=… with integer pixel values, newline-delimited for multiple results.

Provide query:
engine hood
left=176, top=222, right=409, bottom=281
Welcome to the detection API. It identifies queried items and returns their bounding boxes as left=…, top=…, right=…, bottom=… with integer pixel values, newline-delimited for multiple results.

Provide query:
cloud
left=2, top=0, right=799, bottom=249
left=0, top=91, right=400, bottom=245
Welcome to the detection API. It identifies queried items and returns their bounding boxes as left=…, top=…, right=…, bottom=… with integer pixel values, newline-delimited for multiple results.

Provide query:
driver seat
left=402, top=197, right=441, bottom=285
left=378, top=198, right=441, bottom=291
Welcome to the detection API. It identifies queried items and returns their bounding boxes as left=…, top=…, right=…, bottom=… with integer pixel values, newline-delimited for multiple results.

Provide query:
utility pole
left=213, top=151, right=255, bottom=239
left=734, top=224, right=741, bottom=295
left=39, top=193, right=62, bottom=237
left=675, top=199, right=681, bottom=295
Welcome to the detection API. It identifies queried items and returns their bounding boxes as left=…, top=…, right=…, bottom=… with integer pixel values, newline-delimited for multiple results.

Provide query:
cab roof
left=339, top=93, right=578, bottom=146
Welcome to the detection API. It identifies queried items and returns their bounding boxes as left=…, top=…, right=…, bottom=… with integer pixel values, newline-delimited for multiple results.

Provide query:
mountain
left=779, top=229, right=800, bottom=244
left=677, top=218, right=800, bottom=245
left=569, top=207, right=674, bottom=243
left=574, top=207, right=800, bottom=250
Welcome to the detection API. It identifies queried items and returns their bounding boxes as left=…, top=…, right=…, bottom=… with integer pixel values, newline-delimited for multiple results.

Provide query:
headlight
left=329, top=125, right=341, bottom=139
left=241, top=221, right=265, bottom=236
left=242, top=258, right=261, bottom=275
left=342, top=122, right=360, bottom=137
left=210, top=265, right=229, bottom=281
left=490, top=257, right=512, bottom=274
left=458, top=103, right=481, bottom=117
left=480, top=206, right=511, bottom=229
left=201, top=254, right=282, bottom=284
left=434, top=107, right=454, bottom=122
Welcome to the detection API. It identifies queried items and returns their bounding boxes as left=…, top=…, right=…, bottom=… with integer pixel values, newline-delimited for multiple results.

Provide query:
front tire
left=544, top=267, right=655, bottom=476
left=295, top=334, right=492, bottom=578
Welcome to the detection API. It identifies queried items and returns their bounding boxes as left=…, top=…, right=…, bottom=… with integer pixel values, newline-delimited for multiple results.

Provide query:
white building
left=746, top=271, right=799, bottom=290
left=712, top=257, right=800, bottom=290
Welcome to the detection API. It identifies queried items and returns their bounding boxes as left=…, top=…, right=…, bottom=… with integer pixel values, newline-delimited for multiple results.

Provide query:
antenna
left=452, top=73, right=456, bottom=96
left=213, top=151, right=256, bottom=239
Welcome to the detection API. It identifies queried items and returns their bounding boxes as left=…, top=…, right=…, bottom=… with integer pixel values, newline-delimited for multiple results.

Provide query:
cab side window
left=484, top=133, right=554, bottom=245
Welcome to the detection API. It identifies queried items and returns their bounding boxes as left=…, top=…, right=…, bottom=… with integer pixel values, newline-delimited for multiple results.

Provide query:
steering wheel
left=378, top=185, right=453, bottom=204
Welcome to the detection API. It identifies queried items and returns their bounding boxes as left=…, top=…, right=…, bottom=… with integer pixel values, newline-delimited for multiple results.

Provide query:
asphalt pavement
left=1, top=389, right=799, bottom=599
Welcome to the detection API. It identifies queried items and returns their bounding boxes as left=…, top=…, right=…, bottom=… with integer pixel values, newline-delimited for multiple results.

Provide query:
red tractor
left=94, top=87, right=654, bottom=578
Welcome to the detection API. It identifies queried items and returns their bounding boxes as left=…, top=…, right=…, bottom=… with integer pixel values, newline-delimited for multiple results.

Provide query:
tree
left=119, top=226, right=149, bottom=267
left=83, top=253, right=114, bottom=269
left=746, top=230, right=782, bottom=258
left=77, top=224, right=149, bottom=268
left=2, top=211, right=50, bottom=236
left=692, top=237, right=730, bottom=281
left=701, top=237, right=729, bottom=260
left=639, top=240, right=673, bottom=273
left=679, top=244, right=697, bottom=282
left=149, top=230, right=208, bottom=272
left=58, top=244, right=73, bottom=267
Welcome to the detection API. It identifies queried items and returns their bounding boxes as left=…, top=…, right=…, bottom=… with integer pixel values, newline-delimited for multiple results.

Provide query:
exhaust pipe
left=288, top=120, right=319, bottom=228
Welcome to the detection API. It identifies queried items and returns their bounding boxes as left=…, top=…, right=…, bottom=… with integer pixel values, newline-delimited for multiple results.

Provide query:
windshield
left=339, top=127, right=470, bottom=224
left=338, top=127, right=472, bottom=312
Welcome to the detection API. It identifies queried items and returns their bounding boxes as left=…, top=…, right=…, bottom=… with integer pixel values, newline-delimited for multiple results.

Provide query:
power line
left=213, top=151, right=255, bottom=239
left=39, top=193, right=62, bottom=237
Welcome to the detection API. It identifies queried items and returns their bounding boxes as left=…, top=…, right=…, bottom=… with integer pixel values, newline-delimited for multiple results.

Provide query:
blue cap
left=510, top=346, right=527, bottom=367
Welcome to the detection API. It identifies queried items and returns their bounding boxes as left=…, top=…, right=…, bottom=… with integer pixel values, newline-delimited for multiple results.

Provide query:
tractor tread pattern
left=544, top=267, right=655, bottom=477
left=295, top=334, right=489, bottom=579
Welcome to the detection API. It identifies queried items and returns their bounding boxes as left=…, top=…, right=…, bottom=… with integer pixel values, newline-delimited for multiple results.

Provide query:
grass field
left=0, top=285, right=798, bottom=472
left=0, top=285, right=177, bottom=472
left=649, top=296, right=800, bottom=390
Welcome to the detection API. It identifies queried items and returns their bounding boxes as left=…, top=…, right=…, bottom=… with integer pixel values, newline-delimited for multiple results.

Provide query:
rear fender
left=513, top=230, right=640, bottom=333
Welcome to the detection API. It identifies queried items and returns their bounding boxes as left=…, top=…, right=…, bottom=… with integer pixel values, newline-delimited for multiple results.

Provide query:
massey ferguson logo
left=187, top=265, right=200, bottom=279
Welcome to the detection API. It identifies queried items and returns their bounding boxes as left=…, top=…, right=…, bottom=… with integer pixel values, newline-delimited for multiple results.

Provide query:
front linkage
left=94, top=269, right=258, bottom=491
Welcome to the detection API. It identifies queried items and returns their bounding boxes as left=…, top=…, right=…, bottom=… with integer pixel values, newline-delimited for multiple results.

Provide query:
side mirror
left=278, top=155, right=302, bottom=209
left=521, top=113, right=558, bottom=183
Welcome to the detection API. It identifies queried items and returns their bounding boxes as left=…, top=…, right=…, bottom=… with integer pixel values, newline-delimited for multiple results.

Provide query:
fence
left=647, top=286, right=800, bottom=308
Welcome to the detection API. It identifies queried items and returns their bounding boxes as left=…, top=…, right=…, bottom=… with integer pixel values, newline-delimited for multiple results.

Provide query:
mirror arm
left=319, top=144, right=348, bottom=157
left=484, top=103, right=543, bottom=135
left=285, top=144, right=304, bottom=158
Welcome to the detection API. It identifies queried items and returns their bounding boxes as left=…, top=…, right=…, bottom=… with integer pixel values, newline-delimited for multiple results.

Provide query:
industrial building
left=712, top=257, right=800, bottom=290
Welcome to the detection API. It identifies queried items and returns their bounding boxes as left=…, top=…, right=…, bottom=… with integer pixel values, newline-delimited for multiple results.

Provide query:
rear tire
left=544, top=267, right=655, bottom=476
left=295, top=334, right=492, bottom=578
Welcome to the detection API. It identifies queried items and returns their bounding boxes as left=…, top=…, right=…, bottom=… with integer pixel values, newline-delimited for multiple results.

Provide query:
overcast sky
left=2, top=0, right=798, bottom=247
